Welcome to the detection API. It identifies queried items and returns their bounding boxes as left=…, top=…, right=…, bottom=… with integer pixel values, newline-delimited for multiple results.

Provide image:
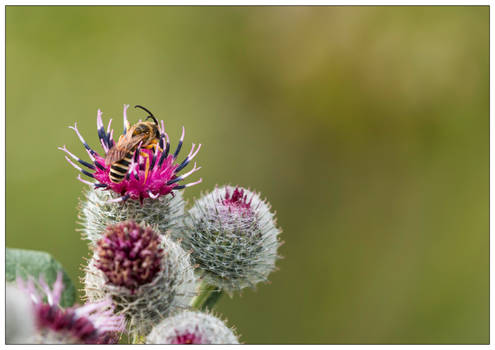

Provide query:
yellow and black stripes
left=109, top=152, right=132, bottom=183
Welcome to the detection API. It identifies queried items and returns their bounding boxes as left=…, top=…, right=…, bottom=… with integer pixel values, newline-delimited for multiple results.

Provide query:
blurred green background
left=6, top=6, right=488, bottom=344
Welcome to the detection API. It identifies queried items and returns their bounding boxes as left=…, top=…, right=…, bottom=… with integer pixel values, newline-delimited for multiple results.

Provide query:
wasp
left=106, top=105, right=160, bottom=183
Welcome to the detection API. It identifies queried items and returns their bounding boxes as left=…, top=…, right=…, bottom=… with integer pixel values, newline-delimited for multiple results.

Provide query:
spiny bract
left=79, top=188, right=185, bottom=245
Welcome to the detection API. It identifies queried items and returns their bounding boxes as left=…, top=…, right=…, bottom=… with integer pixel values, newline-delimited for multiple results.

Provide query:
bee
left=106, top=105, right=161, bottom=183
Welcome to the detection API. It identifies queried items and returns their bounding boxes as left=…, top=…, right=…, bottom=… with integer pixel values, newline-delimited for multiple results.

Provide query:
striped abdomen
left=109, top=152, right=132, bottom=183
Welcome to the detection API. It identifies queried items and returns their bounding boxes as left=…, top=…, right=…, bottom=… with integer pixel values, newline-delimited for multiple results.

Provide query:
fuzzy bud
left=178, top=185, right=283, bottom=293
left=146, top=310, right=239, bottom=344
left=84, top=220, right=197, bottom=336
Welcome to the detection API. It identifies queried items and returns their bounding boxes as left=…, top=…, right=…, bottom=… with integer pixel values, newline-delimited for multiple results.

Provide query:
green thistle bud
left=178, top=186, right=283, bottom=294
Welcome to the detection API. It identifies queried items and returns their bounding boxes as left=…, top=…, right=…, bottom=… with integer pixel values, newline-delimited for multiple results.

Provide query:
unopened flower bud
left=84, top=220, right=197, bottom=336
left=179, top=186, right=283, bottom=293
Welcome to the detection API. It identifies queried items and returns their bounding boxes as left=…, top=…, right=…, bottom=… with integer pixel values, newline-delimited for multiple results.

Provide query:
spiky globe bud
left=178, top=185, right=283, bottom=293
left=84, top=220, right=197, bottom=336
left=146, top=310, right=239, bottom=344
left=79, top=188, right=185, bottom=245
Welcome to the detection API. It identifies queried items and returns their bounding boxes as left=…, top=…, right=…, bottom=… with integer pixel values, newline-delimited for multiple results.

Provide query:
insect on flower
left=106, top=105, right=161, bottom=184
left=59, top=105, right=202, bottom=203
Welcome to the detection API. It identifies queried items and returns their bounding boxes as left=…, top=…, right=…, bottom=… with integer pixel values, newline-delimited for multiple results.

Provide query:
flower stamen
left=64, top=156, right=94, bottom=178
left=77, top=174, right=95, bottom=186
left=158, top=134, right=171, bottom=168
left=176, top=143, right=202, bottom=173
left=173, top=126, right=185, bottom=159
left=58, top=146, right=95, bottom=170
left=69, top=123, right=97, bottom=157
left=106, top=194, right=131, bottom=203
left=167, top=162, right=201, bottom=185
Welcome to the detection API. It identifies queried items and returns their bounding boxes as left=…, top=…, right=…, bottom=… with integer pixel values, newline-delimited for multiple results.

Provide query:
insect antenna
left=135, top=105, right=159, bottom=125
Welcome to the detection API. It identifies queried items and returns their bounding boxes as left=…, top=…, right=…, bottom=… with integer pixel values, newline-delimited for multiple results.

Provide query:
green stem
left=190, top=281, right=224, bottom=310
left=202, top=288, right=223, bottom=310
left=132, top=334, right=145, bottom=344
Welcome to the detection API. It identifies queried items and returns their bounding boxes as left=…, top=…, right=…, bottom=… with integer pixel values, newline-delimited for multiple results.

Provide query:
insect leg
left=140, top=151, right=151, bottom=183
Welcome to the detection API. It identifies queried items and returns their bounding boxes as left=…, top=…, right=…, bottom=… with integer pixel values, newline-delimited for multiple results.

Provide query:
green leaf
left=6, top=248, right=76, bottom=307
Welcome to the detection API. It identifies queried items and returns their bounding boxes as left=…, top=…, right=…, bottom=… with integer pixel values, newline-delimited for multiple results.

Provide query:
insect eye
left=133, top=124, right=148, bottom=136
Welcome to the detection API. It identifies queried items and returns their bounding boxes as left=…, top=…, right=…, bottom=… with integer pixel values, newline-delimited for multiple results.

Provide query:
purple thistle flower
left=95, top=220, right=163, bottom=293
left=17, top=272, right=124, bottom=344
left=59, top=104, right=202, bottom=202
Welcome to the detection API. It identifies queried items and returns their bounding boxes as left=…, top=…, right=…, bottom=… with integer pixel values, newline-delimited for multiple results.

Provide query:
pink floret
left=171, top=330, right=204, bottom=344
left=92, top=149, right=180, bottom=199
left=222, top=187, right=253, bottom=211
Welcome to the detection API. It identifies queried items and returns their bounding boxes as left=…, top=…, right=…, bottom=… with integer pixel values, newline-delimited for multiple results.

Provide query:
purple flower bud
left=84, top=221, right=197, bottom=336
left=95, top=221, right=163, bottom=293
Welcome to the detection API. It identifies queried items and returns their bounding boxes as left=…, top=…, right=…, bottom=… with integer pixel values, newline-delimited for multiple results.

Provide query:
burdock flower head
left=179, top=185, right=283, bottom=293
left=84, top=220, right=197, bottom=336
left=16, top=272, right=124, bottom=344
left=59, top=104, right=202, bottom=203
left=146, top=310, right=239, bottom=344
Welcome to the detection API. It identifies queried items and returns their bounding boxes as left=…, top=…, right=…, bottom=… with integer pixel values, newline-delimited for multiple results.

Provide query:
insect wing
left=105, top=132, right=142, bottom=164
left=106, top=147, right=129, bottom=165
